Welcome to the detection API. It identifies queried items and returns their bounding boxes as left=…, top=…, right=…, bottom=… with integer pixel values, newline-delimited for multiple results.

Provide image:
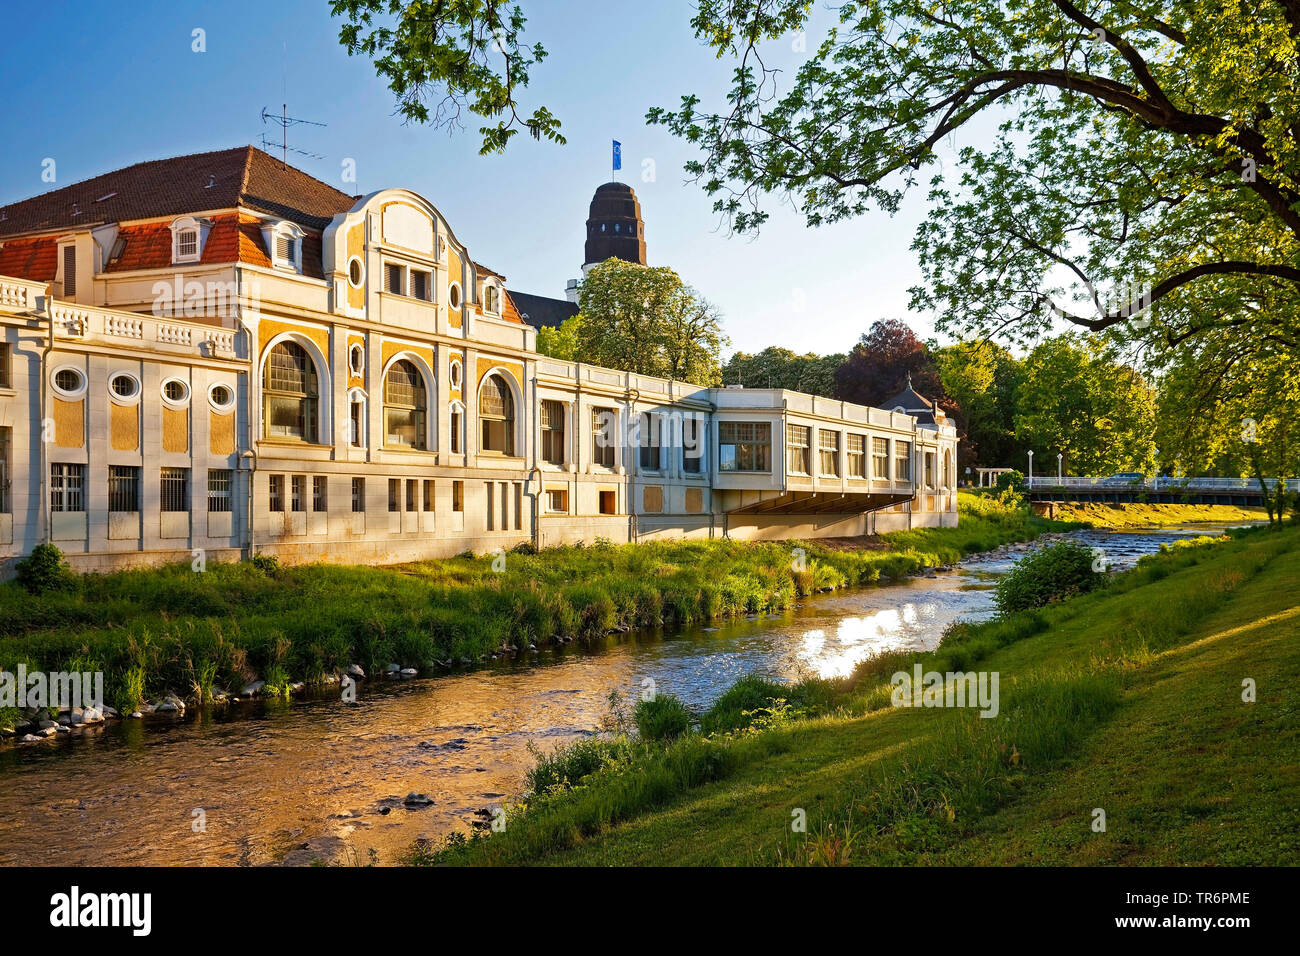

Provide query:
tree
left=1014, top=335, right=1156, bottom=476
left=935, top=341, right=1024, bottom=472
left=553, top=259, right=727, bottom=385
left=833, top=319, right=948, bottom=409
left=329, top=0, right=562, bottom=154
left=1154, top=315, right=1299, bottom=523
left=535, top=314, right=581, bottom=361
left=721, top=346, right=844, bottom=396
left=646, top=1, right=1300, bottom=365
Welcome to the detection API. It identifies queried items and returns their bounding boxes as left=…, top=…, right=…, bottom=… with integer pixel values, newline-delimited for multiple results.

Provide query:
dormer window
left=276, top=233, right=296, bottom=263
left=484, top=285, right=499, bottom=315
left=261, top=220, right=305, bottom=273
left=169, top=216, right=209, bottom=265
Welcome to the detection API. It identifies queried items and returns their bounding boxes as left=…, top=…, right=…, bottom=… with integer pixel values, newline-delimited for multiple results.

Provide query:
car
left=1101, top=472, right=1146, bottom=486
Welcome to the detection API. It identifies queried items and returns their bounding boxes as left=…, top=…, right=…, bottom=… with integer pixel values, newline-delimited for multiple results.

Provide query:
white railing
left=39, top=298, right=243, bottom=358
left=1027, top=476, right=1298, bottom=492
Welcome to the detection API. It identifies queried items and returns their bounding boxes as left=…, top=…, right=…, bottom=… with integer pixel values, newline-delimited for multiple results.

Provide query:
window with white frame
left=591, top=407, right=616, bottom=468
left=895, top=440, right=912, bottom=481
left=385, top=262, right=406, bottom=295
left=541, top=400, right=565, bottom=465
left=819, top=429, right=840, bottom=477
left=682, top=416, right=703, bottom=474
left=50, top=463, right=85, bottom=512
left=719, top=422, right=771, bottom=473
left=847, top=434, right=866, bottom=478
left=479, top=375, right=515, bottom=455
left=638, top=411, right=662, bottom=471
left=410, top=269, right=432, bottom=301
left=449, top=402, right=464, bottom=454
left=262, top=221, right=304, bottom=272
left=786, top=424, right=810, bottom=475
left=872, top=437, right=890, bottom=479
left=170, top=217, right=207, bottom=265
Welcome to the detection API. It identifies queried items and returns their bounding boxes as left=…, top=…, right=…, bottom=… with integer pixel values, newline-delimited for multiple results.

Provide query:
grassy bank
left=1051, top=500, right=1267, bottom=528
left=1, top=493, right=1070, bottom=719
left=417, top=523, right=1299, bottom=866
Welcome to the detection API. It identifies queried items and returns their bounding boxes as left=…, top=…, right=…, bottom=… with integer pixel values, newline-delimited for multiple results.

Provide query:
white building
left=0, top=147, right=957, bottom=574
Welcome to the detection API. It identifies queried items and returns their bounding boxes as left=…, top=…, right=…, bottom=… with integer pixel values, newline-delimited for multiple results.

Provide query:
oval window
left=208, top=383, right=235, bottom=411
left=448, top=283, right=462, bottom=310
left=161, top=378, right=190, bottom=404
left=52, top=367, right=85, bottom=397
left=109, top=373, right=140, bottom=401
left=347, top=256, right=365, bottom=289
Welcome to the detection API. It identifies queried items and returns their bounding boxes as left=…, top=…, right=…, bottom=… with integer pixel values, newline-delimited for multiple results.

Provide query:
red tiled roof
left=0, top=146, right=357, bottom=239
left=104, top=221, right=170, bottom=272
left=502, top=290, right=523, bottom=324
left=96, top=213, right=322, bottom=277
left=0, top=235, right=59, bottom=282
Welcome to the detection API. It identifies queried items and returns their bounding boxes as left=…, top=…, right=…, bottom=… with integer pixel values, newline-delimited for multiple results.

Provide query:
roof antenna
left=260, top=105, right=326, bottom=166
left=205, top=174, right=216, bottom=189
left=259, top=42, right=326, bottom=167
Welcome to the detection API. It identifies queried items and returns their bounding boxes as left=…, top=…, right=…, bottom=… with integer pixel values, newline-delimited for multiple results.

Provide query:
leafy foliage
left=330, top=0, right=562, bottom=154
left=647, top=0, right=1300, bottom=365
left=1014, top=335, right=1157, bottom=475
left=633, top=694, right=694, bottom=741
left=722, top=346, right=843, bottom=396
left=14, top=544, right=73, bottom=595
left=541, top=259, right=727, bottom=385
left=994, top=540, right=1102, bottom=612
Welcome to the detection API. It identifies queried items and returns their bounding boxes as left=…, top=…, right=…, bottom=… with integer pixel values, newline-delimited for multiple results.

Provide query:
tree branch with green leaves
left=648, top=0, right=1300, bottom=355
left=330, top=0, right=563, bottom=154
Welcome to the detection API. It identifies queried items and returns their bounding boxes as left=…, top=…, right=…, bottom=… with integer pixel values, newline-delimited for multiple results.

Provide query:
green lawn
left=425, top=524, right=1299, bottom=866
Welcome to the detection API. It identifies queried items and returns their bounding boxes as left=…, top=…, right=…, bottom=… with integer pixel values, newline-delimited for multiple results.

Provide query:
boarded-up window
left=642, top=485, right=663, bottom=513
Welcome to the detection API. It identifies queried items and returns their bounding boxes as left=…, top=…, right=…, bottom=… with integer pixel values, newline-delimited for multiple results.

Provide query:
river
left=0, top=524, right=1244, bottom=866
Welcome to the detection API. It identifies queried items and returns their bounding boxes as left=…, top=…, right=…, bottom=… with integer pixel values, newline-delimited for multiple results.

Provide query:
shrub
left=15, top=544, right=74, bottom=595
left=994, top=540, right=1101, bottom=613
left=994, top=470, right=1025, bottom=492
left=525, top=737, right=636, bottom=795
left=633, top=694, right=693, bottom=741
left=251, top=553, right=281, bottom=576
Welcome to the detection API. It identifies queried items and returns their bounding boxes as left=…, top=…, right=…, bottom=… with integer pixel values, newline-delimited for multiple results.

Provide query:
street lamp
left=1027, top=450, right=1034, bottom=488
left=1057, top=452, right=1063, bottom=485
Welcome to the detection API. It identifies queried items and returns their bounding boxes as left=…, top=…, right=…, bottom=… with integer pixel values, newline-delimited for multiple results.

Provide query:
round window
left=161, top=379, right=190, bottom=404
left=52, top=367, right=85, bottom=396
left=448, top=283, right=462, bottom=310
left=347, top=255, right=365, bottom=289
left=109, top=373, right=140, bottom=401
left=208, top=383, right=235, bottom=411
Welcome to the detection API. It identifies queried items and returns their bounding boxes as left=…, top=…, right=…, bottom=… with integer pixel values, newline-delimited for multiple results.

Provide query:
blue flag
left=612, top=140, right=622, bottom=171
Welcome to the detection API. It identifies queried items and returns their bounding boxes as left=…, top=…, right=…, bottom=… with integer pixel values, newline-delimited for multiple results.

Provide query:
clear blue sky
left=0, top=0, right=959, bottom=358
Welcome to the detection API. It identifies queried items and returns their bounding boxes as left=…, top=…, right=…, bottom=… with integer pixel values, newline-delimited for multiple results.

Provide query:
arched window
left=479, top=374, right=515, bottom=455
left=943, top=449, right=953, bottom=488
left=263, top=341, right=318, bottom=442
left=484, top=285, right=499, bottom=314
left=384, top=359, right=427, bottom=450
